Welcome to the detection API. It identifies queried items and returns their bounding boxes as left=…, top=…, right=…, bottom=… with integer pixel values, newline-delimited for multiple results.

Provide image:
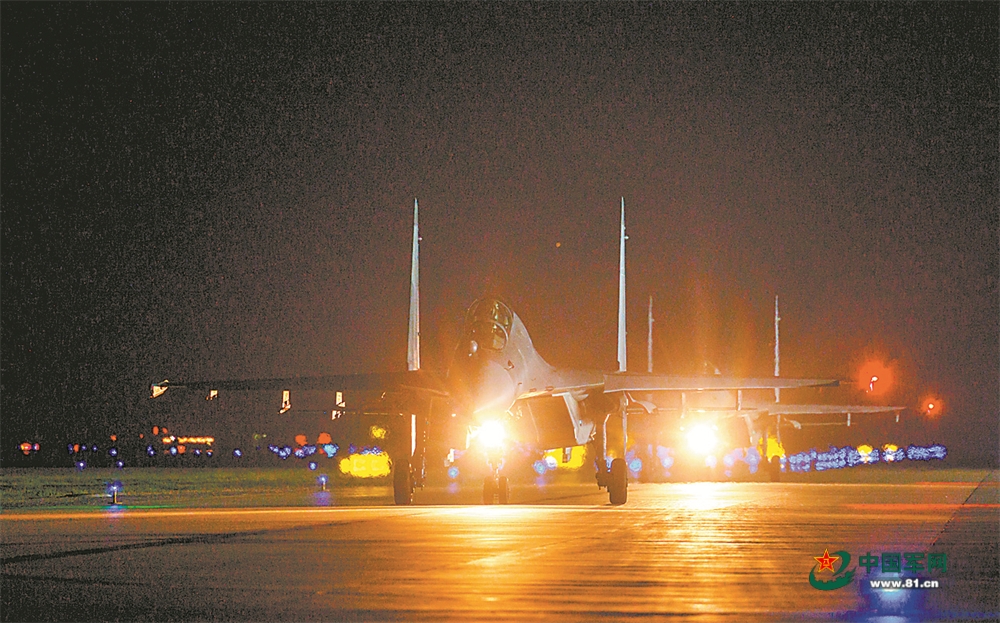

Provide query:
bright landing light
left=476, top=420, right=507, bottom=449
left=686, top=424, right=718, bottom=455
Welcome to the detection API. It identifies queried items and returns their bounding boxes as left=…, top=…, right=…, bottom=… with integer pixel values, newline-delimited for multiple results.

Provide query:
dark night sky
left=2, top=3, right=997, bottom=464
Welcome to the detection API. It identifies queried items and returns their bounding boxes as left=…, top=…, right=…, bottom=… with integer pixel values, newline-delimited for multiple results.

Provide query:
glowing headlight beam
left=475, top=420, right=507, bottom=449
left=685, top=424, right=717, bottom=455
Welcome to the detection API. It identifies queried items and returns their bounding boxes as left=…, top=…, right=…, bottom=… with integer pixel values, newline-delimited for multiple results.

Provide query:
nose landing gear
left=483, top=474, right=509, bottom=504
left=482, top=446, right=510, bottom=504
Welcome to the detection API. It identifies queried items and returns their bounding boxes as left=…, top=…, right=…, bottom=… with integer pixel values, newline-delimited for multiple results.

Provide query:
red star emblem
left=814, top=549, right=840, bottom=573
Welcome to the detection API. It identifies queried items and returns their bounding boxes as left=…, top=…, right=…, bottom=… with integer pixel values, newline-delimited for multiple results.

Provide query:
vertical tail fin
left=774, top=295, right=780, bottom=403
left=407, top=199, right=420, bottom=372
left=618, top=198, right=627, bottom=373
left=647, top=295, right=653, bottom=373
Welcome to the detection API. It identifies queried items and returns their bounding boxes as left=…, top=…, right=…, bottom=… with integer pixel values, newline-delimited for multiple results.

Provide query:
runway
left=2, top=473, right=997, bottom=622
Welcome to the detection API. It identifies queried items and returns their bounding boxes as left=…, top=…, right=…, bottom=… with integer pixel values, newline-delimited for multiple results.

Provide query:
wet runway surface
left=2, top=474, right=997, bottom=622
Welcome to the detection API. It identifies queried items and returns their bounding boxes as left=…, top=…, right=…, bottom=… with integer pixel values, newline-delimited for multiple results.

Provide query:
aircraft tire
left=768, top=456, right=781, bottom=482
left=609, top=458, right=628, bottom=505
left=393, top=456, right=413, bottom=505
left=497, top=475, right=509, bottom=504
left=483, top=476, right=496, bottom=505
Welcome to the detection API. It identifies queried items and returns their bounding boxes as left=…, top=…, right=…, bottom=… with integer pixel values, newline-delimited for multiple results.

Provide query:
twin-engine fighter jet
left=152, top=199, right=887, bottom=505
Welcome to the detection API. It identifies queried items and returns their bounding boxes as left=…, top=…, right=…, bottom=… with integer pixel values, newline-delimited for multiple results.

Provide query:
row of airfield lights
left=64, top=428, right=218, bottom=470
left=66, top=435, right=127, bottom=470
left=54, top=426, right=389, bottom=476
left=261, top=427, right=392, bottom=477
left=61, top=434, right=947, bottom=478
left=787, top=443, right=947, bottom=472
left=526, top=442, right=947, bottom=478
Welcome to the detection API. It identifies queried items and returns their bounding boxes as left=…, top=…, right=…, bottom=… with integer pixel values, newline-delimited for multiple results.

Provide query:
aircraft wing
left=150, top=370, right=449, bottom=398
left=603, top=373, right=839, bottom=393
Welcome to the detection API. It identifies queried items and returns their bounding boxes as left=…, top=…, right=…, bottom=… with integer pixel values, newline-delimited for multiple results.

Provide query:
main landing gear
left=593, top=403, right=629, bottom=505
left=392, top=412, right=426, bottom=506
left=595, top=456, right=628, bottom=505
left=393, top=454, right=413, bottom=505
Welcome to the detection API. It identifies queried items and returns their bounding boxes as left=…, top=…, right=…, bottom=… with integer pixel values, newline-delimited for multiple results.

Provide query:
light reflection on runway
left=2, top=476, right=997, bottom=622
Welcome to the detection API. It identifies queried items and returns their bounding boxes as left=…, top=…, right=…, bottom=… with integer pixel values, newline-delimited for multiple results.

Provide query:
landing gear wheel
left=393, top=456, right=413, bottom=505
left=497, top=475, right=509, bottom=505
left=609, top=458, right=628, bottom=505
left=483, top=476, right=497, bottom=504
left=768, top=456, right=782, bottom=482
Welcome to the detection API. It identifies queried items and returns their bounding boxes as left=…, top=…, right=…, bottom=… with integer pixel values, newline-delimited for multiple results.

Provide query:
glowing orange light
left=110, top=435, right=117, bottom=442
left=921, top=396, right=943, bottom=417
left=857, top=360, right=895, bottom=396
left=317, top=432, right=332, bottom=445
left=152, top=426, right=159, bottom=435
left=177, top=437, right=214, bottom=445
left=20, top=442, right=32, bottom=455
left=177, top=445, right=186, bottom=454
left=295, top=434, right=308, bottom=447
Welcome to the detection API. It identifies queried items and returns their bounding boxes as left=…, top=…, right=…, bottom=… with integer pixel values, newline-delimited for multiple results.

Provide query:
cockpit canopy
left=465, top=299, right=513, bottom=351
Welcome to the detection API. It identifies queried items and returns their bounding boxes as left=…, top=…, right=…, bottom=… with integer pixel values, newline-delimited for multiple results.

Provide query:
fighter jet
left=631, top=296, right=907, bottom=480
left=151, top=199, right=841, bottom=504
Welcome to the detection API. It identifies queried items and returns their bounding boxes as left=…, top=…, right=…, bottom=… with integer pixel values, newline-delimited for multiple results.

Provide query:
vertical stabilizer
left=774, top=295, right=780, bottom=403
left=407, top=199, right=420, bottom=371
left=618, top=198, right=627, bottom=372
left=647, top=295, right=653, bottom=373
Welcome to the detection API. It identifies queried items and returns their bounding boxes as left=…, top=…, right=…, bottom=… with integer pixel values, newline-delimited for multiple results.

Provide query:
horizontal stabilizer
left=766, top=404, right=904, bottom=416
left=604, top=373, right=839, bottom=393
